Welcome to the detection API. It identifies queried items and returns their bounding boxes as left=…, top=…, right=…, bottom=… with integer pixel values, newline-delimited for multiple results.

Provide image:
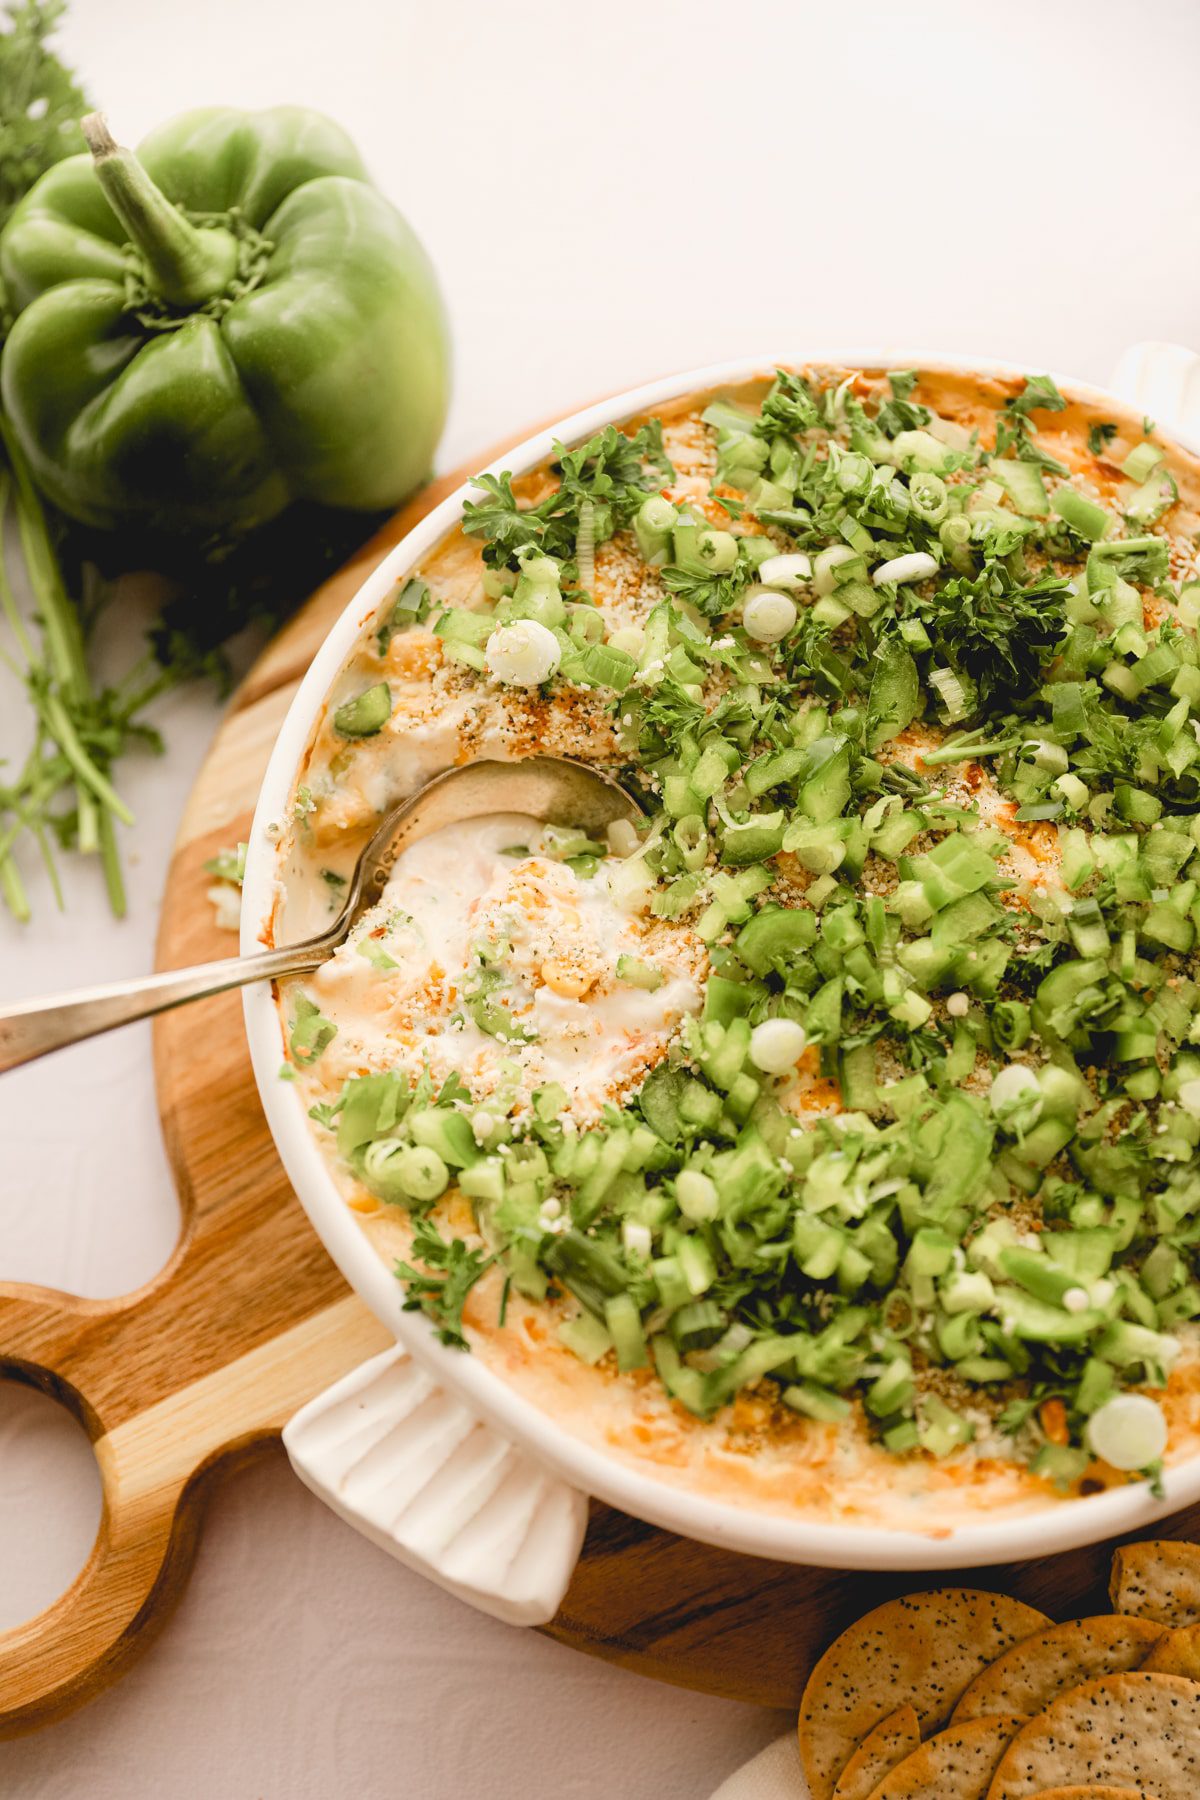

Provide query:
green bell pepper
left=0, top=107, right=450, bottom=536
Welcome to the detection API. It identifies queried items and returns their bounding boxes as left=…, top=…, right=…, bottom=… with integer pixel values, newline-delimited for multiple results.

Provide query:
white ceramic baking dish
left=242, top=343, right=1200, bottom=1626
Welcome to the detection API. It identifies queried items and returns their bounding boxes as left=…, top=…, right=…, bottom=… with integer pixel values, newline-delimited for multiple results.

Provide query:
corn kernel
left=540, top=958, right=594, bottom=999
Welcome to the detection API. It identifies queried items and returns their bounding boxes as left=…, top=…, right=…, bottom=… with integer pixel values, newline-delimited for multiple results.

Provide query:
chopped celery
left=1122, top=441, right=1164, bottom=482
left=333, top=681, right=392, bottom=737
left=782, top=1382, right=850, bottom=1422
left=992, top=460, right=1049, bottom=516
left=1031, top=1444, right=1090, bottom=1490
left=558, top=1311, right=614, bottom=1364
left=615, top=953, right=664, bottom=991
left=735, top=903, right=817, bottom=974
left=604, top=1292, right=648, bottom=1370
left=290, top=993, right=337, bottom=1066
left=1125, top=463, right=1177, bottom=525
left=722, top=811, right=786, bottom=864
left=1052, top=486, right=1111, bottom=542
left=409, top=1107, right=479, bottom=1168
left=866, top=1355, right=914, bottom=1419
left=670, top=1299, right=726, bottom=1351
left=919, top=1395, right=974, bottom=1457
left=998, top=1290, right=1103, bottom=1344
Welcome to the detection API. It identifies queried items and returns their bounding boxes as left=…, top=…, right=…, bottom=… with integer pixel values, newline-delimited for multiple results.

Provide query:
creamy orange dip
left=267, top=364, right=1200, bottom=1531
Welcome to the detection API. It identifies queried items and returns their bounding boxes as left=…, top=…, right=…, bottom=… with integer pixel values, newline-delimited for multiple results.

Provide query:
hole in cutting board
left=0, top=1380, right=101, bottom=1630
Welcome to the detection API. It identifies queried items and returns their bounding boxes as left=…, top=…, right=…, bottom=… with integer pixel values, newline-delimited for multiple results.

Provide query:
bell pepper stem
left=81, top=113, right=239, bottom=308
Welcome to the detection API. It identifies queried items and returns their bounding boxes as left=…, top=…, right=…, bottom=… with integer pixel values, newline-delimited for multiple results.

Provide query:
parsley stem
left=97, top=806, right=127, bottom=918
left=31, top=819, right=62, bottom=909
left=0, top=761, right=64, bottom=912
left=0, top=473, right=35, bottom=664
left=0, top=413, right=143, bottom=916
left=76, top=785, right=99, bottom=854
left=41, top=692, right=134, bottom=825
left=0, top=854, right=29, bottom=924
left=8, top=449, right=85, bottom=704
left=919, top=735, right=1022, bottom=767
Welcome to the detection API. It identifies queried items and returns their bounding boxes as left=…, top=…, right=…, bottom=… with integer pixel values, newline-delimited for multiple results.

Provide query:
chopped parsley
left=396, top=1215, right=495, bottom=1348
left=994, top=375, right=1070, bottom=475
left=0, top=0, right=88, bottom=234
left=462, top=422, right=673, bottom=571
left=757, top=368, right=822, bottom=438
left=899, top=565, right=1073, bottom=713
left=660, top=553, right=755, bottom=618
left=875, top=368, right=932, bottom=437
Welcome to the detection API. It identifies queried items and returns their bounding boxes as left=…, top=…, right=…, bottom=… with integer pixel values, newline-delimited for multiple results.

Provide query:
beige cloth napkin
left=708, top=1733, right=809, bottom=1799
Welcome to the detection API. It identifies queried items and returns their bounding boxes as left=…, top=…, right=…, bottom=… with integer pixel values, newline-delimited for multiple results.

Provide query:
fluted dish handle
left=1109, top=341, right=1200, bottom=439
left=282, top=1346, right=588, bottom=1626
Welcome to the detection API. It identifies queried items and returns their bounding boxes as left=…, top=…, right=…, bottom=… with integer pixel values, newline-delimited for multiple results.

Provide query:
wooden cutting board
left=3, top=424, right=1200, bottom=1740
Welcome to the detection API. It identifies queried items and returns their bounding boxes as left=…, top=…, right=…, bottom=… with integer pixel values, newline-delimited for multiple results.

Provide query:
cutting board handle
left=0, top=1281, right=217, bottom=1735
left=0, top=1403, right=190, bottom=1734
left=0, top=1275, right=391, bottom=1737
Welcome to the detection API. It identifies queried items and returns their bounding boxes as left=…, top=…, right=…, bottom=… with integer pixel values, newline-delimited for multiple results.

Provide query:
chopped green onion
left=907, top=471, right=949, bottom=524
left=871, top=551, right=938, bottom=588
left=1125, top=463, right=1178, bottom=525
left=604, top=1292, right=648, bottom=1370
left=813, top=544, right=859, bottom=595
left=757, top=552, right=812, bottom=590
left=634, top=494, right=677, bottom=565
left=742, top=587, right=797, bottom=643
left=362, top=1140, right=449, bottom=1204
left=748, top=1017, right=807, bottom=1074
left=1086, top=1393, right=1168, bottom=1470
left=927, top=667, right=977, bottom=723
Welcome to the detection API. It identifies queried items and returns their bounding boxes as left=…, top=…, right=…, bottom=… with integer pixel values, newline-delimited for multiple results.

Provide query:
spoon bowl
left=336, top=755, right=642, bottom=938
left=0, top=755, right=641, bottom=1074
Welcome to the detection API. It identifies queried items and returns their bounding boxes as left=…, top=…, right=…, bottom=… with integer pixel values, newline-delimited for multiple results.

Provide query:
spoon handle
left=0, top=940, right=328, bottom=1074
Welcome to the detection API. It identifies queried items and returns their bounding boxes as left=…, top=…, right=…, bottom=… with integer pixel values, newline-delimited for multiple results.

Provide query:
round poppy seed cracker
left=1026, top=1789, right=1155, bottom=1799
left=987, top=1671, right=1200, bottom=1799
left=831, top=1706, right=921, bottom=1800
left=864, top=1714, right=1024, bottom=1800
left=798, top=1588, right=1049, bottom=1800
left=1144, top=1622, right=1200, bottom=1682
left=953, top=1616, right=1163, bottom=1722
left=1109, top=1542, right=1200, bottom=1629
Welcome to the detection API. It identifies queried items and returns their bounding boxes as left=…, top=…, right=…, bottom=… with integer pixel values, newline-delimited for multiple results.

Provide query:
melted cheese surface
left=304, top=815, right=705, bottom=1122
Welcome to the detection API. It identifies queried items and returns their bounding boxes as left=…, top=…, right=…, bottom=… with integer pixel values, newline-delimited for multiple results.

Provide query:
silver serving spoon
left=0, top=756, right=641, bottom=1074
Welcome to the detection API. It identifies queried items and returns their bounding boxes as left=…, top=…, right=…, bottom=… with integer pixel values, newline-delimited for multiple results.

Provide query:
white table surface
left=1, top=0, right=1198, bottom=1791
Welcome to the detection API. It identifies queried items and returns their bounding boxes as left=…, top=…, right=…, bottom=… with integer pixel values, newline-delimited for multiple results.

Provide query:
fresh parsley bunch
left=0, top=0, right=87, bottom=238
